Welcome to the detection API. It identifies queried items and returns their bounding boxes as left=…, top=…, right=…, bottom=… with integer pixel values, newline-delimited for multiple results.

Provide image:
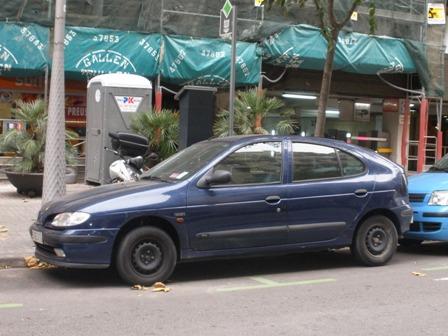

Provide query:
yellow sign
left=351, top=11, right=358, bottom=21
left=254, top=0, right=264, bottom=7
left=427, top=3, right=446, bottom=25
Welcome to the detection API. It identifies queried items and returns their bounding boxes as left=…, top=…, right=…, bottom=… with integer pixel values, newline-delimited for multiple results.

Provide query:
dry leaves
left=152, top=282, right=170, bottom=293
left=24, top=256, right=56, bottom=270
left=131, top=282, right=171, bottom=293
left=0, top=225, right=8, bottom=240
left=411, top=271, right=426, bottom=277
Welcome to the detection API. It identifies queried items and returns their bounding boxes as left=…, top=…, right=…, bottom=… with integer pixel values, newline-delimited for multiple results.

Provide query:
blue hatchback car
left=404, top=154, right=448, bottom=244
left=30, top=136, right=412, bottom=285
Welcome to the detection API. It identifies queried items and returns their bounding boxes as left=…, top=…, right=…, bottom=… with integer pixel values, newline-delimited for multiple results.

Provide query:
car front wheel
left=352, top=215, right=398, bottom=266
left=116, top=226, right=177, bottom=285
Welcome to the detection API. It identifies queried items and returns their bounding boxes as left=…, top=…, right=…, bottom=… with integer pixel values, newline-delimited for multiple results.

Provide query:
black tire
left=399, top=238, right=423, bottom=248
left=116, top=226, right=177, bottom=285
left=351, top=215, right=398, bottom=266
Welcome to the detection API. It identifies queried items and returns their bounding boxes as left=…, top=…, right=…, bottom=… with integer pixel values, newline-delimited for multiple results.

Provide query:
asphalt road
left=1, top=244, right=448, bottom=336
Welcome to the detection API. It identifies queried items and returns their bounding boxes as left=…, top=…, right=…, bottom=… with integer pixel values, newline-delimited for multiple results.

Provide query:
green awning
left=160, top=35, right=261, bottom=87
left=0, top=22, right=49, bottom=77
left=64, top=27, right=161, bottom=80
left=263, top=24, right=417, bottom=74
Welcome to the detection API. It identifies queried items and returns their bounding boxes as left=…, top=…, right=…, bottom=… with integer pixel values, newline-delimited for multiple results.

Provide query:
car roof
left=208, top=135, right=369, bottom=155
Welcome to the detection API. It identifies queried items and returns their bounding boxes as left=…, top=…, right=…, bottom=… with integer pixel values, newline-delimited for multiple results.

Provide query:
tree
left=213, top=88, right=297, bottom=136
left=131, top=108, right=179, bottom=161
left=270, top=0, right=376, bottom=137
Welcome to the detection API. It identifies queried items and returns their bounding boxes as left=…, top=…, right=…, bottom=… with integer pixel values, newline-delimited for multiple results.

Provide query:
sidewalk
left=0, top=181, right=92, bottom=267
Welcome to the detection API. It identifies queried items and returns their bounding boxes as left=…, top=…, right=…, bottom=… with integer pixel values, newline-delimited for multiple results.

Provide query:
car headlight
left=428, top=191, right=448, bottom=206
left=51, top=212, right=91, bottom=227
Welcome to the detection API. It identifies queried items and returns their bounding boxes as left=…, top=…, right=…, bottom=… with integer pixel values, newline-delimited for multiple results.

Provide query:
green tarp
left=160, top=35, right=261, bottom=87
left=0, top=22, right=49, bottom=77
left=64, top=27, right=161, bottom=80
left=263, top=24, right=417, bottom=74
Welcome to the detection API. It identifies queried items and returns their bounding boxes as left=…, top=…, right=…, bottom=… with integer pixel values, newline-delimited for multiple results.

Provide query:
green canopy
left=0, top=22, right=49, bottom=77
left=263, top=25, right=417, bottom=74
left=64, top=27, right=161, bottom=80
left=160, top=35, right=261, bottom=87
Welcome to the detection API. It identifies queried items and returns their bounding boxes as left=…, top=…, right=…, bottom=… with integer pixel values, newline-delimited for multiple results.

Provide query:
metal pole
left=417, top=98, right=428, bottom=173
left=42, top=0, right=67, bottom=204
left=228, top=1, right=237, bottom=136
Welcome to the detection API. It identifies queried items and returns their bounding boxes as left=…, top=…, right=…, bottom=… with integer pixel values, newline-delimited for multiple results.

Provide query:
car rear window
left=292, top=143, right=341, bottom=181
left=337, top=150, right=365, bottom=176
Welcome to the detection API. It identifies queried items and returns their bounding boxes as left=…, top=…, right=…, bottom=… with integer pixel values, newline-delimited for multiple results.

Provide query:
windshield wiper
left=429, top=166, right=448, bottom=172
left=141, top=175, right=173, bottom=183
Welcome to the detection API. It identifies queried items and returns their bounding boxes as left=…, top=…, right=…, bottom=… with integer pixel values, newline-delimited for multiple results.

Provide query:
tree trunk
left=314, top=36, right=337, bottom=137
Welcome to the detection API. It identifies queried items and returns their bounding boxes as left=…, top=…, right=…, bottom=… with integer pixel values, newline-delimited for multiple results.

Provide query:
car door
left=186, top=141, right=289, bottom=251
left=285, top=142, right=374, bottom=244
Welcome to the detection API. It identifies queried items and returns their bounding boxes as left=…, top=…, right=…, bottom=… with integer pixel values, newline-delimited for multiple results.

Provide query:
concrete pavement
left=0, top=181, right=92, bottom=267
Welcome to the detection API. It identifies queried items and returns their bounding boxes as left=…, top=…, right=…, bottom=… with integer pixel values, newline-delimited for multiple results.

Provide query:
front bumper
left=404, top=202, right=448, bottom=241
left=29, top=223, right=118, bottom=268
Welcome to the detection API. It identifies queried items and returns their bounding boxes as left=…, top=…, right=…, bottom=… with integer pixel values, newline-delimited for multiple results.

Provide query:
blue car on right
left=404, top=154, right=448, bottom=245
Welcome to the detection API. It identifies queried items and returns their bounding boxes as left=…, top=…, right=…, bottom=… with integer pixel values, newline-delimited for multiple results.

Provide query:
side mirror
left=197, top=170, right=232, bottom=188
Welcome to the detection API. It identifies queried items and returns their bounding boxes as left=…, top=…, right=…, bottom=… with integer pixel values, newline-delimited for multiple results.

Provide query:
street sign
left=254, top=0, right=264, bottom=7
left=219, top=0, right=233, bottom=39
left=427, top=3, right=446, bottom=25
left=222, top=0, right=233, bottom=18
left=219, top=10, right=232, bottom=39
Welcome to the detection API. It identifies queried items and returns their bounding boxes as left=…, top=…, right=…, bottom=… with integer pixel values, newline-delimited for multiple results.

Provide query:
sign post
left=220, top=0, right=237, bottom=136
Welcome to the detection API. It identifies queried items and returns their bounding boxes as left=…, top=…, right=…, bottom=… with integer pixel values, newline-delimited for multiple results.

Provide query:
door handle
left=265, top=195, right=281, bottom=204
left=354, top=189, right=368, bottom=197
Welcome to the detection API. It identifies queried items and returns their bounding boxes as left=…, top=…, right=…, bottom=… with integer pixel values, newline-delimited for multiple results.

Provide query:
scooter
left=105, top=132, right=156, bottom=183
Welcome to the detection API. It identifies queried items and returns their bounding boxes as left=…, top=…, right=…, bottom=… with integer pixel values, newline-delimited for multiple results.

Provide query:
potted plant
left=131, top=108, right=179, bottom=163
left=213, top=88, right=297, bottom=136
left=0, top=99, right=78, bottom=196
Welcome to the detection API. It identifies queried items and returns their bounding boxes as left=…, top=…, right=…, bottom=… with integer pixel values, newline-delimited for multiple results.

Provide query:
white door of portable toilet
left=85, top=74, right=152, bottom=184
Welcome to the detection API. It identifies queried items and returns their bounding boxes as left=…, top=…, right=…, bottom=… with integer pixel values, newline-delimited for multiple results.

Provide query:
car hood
left=408, top=172, right=448, bottom=193
left=40, top=180, right=181, bottom=218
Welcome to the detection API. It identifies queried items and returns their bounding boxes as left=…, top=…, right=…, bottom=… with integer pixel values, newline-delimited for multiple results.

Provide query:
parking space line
left=0, top=304, right=23, bottom=309
left=216, top=278, right=336, bottom=292
left=422, top=266, right=448, bottom=272
left=434, top=278, right=448, bottom=281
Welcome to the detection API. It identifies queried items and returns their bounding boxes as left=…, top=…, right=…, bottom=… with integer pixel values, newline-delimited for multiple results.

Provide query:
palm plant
left=0, top=99, right=77, bottom=173
left=213, top=88, right=297, bottom=136
left=131, top=108, right=179, bottom=161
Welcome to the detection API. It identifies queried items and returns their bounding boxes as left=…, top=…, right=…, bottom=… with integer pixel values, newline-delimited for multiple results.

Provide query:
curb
left=0, top=257, right=26, bottom=269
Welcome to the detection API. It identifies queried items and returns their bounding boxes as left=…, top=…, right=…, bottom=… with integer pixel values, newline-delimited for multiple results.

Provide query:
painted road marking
left=434, top=277, right=448, bottom=281
left=0, top=304, right=23, bottom=309
left=216, top=277, right=336, bottom=292
left=422, top=265, right=448, bottom=272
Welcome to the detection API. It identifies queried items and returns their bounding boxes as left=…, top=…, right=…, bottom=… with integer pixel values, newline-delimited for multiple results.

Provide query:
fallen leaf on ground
left=152, top=282, right=170, bottom=293
left=0, top=226, right=8, bottom=233
left=411, top=272, right=426, bottom=277
left=131, top=285, right=150, bottom=291
left=24, top=256, right=56, bottom=270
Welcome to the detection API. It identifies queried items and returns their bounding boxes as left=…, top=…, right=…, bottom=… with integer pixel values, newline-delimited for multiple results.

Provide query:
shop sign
left=160, top=35, right=261, bottom=87
left=64, top=27, right=160, bottom=80
left=383, top=98, right=399, bottom=113
left=114, top=96, right=143, bottom=113
left=65, top=96, right=87, bottom=123
left=0, top=23, right=49, bottom=76
left=427, top=3, right=446, bottom=25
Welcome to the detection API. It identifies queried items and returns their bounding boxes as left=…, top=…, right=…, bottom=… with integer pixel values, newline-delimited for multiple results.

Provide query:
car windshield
left=141, top=141, right=230, bottom=182
left=429, top=154, right=448, bottom=172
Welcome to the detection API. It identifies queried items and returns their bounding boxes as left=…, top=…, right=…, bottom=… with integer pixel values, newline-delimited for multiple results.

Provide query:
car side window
left=292, top=143, right=341, bottom=182
left=213, top=142, right=282, bottom=185
left=337, top=150, right=365, bottom=176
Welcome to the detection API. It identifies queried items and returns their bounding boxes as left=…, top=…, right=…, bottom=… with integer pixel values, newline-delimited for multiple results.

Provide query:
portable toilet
left=85, top=73, right=152, bottom=184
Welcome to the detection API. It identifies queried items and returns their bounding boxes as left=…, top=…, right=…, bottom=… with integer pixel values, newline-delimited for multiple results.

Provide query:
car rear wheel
left=352, top=215, right=398, bottom=266
left=116, top=226, right=177, bottom=285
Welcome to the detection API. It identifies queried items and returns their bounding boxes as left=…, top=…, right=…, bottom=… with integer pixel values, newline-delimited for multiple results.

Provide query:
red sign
left=383, top=98, right=399, bottom=113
